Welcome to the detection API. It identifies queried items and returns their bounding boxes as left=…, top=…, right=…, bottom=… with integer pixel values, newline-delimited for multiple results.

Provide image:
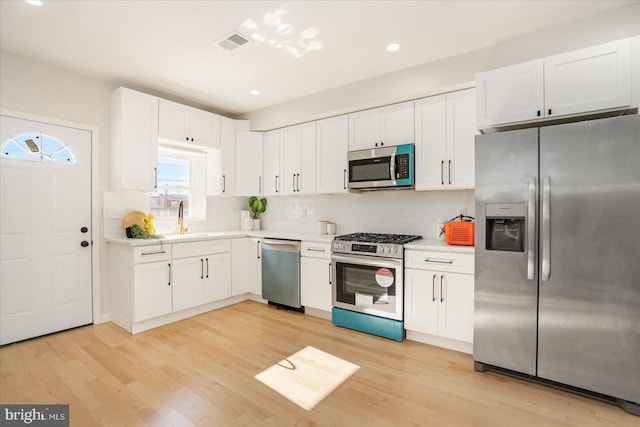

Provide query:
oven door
left=332, top=253, right=403, bottom=321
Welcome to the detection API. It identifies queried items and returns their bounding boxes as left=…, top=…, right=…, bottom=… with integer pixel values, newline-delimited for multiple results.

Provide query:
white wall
left=241, top=3, right=640, bottom=131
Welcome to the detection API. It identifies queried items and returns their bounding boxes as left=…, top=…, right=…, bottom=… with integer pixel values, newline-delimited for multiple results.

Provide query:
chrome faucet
left=178, top=200, right=185, bottom=234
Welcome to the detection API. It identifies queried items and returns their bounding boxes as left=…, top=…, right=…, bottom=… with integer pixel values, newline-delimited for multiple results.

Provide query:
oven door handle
left=331, top=253, right=403, bottom=269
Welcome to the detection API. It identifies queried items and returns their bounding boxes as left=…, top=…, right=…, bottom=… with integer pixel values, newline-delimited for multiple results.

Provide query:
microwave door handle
left=390, top=154, right=396, bottom=181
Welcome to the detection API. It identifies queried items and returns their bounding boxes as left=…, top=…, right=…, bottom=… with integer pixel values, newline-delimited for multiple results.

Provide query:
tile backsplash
left=261, top=190, right=475, bottom=239
left=104, top=190, right=475, bottom=240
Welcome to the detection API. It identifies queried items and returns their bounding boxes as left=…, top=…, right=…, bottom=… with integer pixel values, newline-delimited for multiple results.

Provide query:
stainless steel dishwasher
left=261, top=238, right=303, bottom=311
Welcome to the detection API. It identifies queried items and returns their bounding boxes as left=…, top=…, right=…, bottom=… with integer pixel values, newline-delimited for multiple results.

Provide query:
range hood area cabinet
left=414, top=88, right=477, bottom=190
left=476, top=37, right=638, bottom=130
left=158, top=98, right=221, bottom=149
left=348, top=100, right=415, bottom=150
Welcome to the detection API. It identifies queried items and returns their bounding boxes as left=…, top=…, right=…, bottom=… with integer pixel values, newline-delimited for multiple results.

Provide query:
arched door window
left=1, top=133, right=76, bottom=164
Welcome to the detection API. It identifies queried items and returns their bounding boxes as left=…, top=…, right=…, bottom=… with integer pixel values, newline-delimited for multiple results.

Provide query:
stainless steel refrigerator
left=474, top=114, right=640, bottom=415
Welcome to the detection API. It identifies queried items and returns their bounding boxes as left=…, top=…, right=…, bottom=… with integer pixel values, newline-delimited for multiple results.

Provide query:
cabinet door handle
left=343, top=169, right=347, bottom=190
left=168, top=263, right=171, bottom=286
left=206, top=258, right=209, bottom=278
left=258, top=176, right=262, bottom=194
left=296, top=173, right=301, bottom=192
left=292, top=174, right=296, bottom=192
left=441, top=160, right=444, bottom=185
left=154, top=166, right=158, bottom=190
left=432, top=274, right=436, bottom=302
left=141, top=250, right=166, bottom=256
left=276, top=175, right=279, bottom=193
left=222, top=174, right=226, bottom=193
left=201, top=259, right=204, bottom=279
left=307, top=248, right=326, bottom=252
left=448, top=160, right=452, bottom=185
left=329, top=262, right=332, bottom=285
left=424, top=258, right=453, bottom=264
left=440, top=274, right=445, bottom=303
left=257, top=241, right=261, bottom=259
left=548, top=108, right=552, bottom=115
left=537, top=110, right=541, bottom=117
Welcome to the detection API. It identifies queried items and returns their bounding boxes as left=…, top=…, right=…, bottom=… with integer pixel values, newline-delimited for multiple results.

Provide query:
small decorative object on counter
left=316, top=220, right=328, bottom=234
left=443, top=214, right=475, bottom=246
left=241, top=210, right=253, bottom=231
left=123, top=211, right=163, bottom=239
left=248, top=196, right=267, bottom=230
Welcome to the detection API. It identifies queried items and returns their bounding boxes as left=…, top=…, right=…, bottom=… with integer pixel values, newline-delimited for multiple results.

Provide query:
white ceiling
left=0, top=0, right=636, bottom=115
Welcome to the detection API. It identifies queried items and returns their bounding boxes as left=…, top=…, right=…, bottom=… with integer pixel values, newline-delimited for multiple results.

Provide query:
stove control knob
left=385, top=246, right=391, bottom=253
left=393, top=247, right=398, bottom=254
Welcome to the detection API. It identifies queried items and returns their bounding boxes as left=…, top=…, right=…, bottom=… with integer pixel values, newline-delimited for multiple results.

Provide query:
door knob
left=81, top=241, right=89, bottom=247
left=81, top=226, right=88, bottom=233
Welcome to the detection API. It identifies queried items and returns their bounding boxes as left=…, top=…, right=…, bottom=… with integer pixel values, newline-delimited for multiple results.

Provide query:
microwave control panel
left=396, top=154, right=410, bottom=179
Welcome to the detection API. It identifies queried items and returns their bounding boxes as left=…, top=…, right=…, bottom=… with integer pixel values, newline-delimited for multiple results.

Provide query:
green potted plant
left=248, top=196, right=267, bottom=230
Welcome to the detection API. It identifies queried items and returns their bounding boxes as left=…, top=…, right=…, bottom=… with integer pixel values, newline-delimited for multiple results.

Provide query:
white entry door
left=0, top=115, right=93, bottom=345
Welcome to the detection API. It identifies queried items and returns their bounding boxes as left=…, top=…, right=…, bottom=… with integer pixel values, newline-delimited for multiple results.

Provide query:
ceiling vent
left=216, top=31, right=250, bottom=51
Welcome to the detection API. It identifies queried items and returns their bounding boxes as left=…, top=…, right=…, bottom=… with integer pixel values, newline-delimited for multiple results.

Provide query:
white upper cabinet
left=220, top=116, right=236, bottom=195
left=348, top=101, right=414, bottom=150
left=263, top=130, right=282, bottom=196
left=281, top=122, right=317, bottom=195
left=110, top=87, right=159, bottom=192
left=544, top=38, right=632, bottom=118
left=476, top=60, right=544, bottom=128
left=234, top=131, right=264, bottom=196
left=316, top=115, right=349, bottom=194
left=415, top=88, right=477, bottom=190
left=477, top=38, right=634, bottom=129
left=158, top=98, right=221, bottom=148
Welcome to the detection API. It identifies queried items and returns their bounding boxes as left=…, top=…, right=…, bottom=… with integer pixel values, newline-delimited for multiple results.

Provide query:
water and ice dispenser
left=485, top=203, right=526, bottom=252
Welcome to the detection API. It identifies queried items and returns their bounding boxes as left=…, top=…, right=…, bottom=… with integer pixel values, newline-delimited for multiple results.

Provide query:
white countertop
left=404, top=238, right=475, bottom=253
left=106, top=232, right=474, bottom=251
left=105, top=230, right=336, bottom=246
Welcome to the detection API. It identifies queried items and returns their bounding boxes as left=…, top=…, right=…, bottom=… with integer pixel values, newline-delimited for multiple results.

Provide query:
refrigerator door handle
left=541, top=176, right=551, bottom=281
left=527, top=176, right=536, bottom=280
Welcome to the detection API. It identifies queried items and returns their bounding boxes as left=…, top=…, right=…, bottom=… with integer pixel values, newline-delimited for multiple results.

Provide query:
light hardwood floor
left=1, top=300, right=637, bottom=426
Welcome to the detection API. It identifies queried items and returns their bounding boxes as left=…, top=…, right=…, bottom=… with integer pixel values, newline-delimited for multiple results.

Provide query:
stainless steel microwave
left=347, top=143, right=415, bottom=191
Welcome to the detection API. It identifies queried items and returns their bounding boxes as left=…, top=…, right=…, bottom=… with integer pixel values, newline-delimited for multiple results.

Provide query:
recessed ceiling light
left=386, top=43, right=401, bottom=52
left=250, top=90, right=261, bottom=96
left=25, top=0, right=42, bottom=5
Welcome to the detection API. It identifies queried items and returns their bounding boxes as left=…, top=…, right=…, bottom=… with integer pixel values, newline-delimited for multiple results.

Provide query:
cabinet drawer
left=301, top=242, right=332, bottom=259
left=172, top=239, right=231, bottom=259
left=134, top=244, right=171, bottom=264
left=405, top=250, right=473, bottom=274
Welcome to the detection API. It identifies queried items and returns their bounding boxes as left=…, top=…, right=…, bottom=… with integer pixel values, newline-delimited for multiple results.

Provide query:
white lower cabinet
left=133, top=259, right=173, bottom=322
left=172, top=256, right=206, bottom=311
left=404, top=248, right=474, bottom=352
left=109, top=239, right=234, bottom=333
left=300, top=242, right=332, bottom=313
left=172, top=240, right=232, bottom=311
left=248, top=238, right=262, bottom=295
left=205, top=252, right=232, bottom=302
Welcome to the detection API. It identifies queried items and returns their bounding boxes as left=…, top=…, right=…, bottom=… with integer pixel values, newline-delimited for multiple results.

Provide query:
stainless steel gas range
left=331, top=232, right=422, bottom=341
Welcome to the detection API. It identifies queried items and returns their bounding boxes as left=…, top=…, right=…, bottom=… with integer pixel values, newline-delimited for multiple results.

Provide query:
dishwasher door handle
left=262, top=239, right=301, bottom=247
